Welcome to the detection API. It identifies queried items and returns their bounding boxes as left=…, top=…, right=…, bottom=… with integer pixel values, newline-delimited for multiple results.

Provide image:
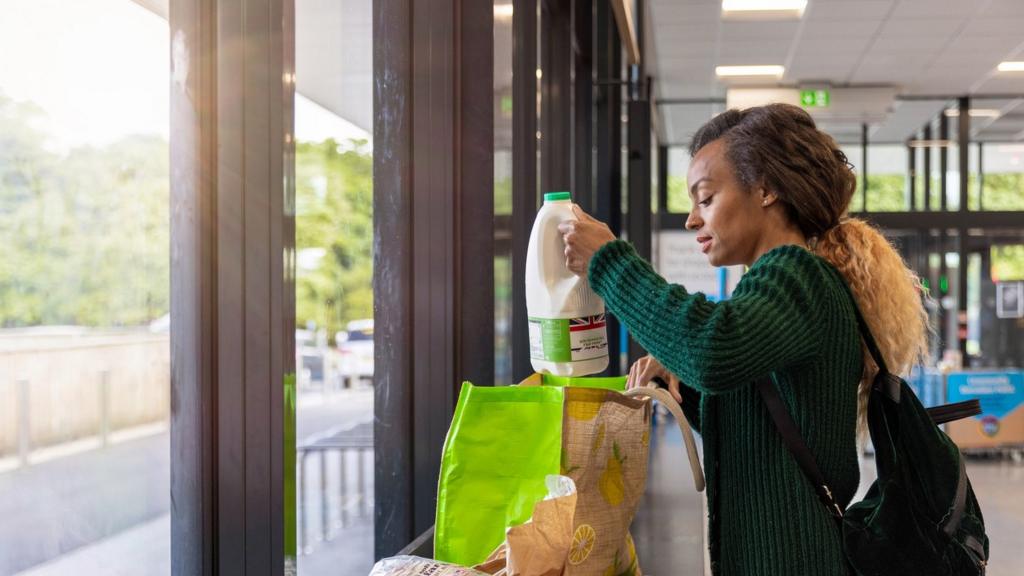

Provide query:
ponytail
left=814, top=219, right=932, bottom=441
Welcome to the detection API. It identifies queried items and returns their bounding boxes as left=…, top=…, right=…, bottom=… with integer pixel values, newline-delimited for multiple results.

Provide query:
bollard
left=320, top=450, right=330, bottom=541
left=357, top=447, right=367, bottom=517
left=99, top=370, right=111, bottom=447
left=17, top=379, right=30, bottom=467
left=340, top=448, right=348, bottom=527
left=298, top=451, right=308, bottom=555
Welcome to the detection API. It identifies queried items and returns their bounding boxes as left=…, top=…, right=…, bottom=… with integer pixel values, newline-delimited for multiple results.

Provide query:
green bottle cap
left=544, top=191, right=571, bottom=202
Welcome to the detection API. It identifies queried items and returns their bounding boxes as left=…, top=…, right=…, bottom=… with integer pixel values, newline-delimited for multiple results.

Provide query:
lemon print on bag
left=569, top=524, right=596, bottom=565
left=602, top=549, right=639, bottom=576
left=599, top=442, right=627, bottom=506
left=560, top=450, right=580, bottom=476
left=567, top=399, right=601, bottom=421
left=566, top=387, right=608, bottom=421
left=591, top=423, right=606, bottom=455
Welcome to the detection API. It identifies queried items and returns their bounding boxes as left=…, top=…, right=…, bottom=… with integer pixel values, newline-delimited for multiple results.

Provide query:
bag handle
left=623, top=385, right=706, bottom=493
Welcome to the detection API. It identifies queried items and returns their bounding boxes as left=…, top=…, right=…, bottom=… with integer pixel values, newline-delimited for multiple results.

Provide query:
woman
left=560, top=103, right=929, bottom=575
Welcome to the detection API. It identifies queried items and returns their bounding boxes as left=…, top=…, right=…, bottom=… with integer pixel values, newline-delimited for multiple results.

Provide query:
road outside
left=0, top=387, right=373, bottom=576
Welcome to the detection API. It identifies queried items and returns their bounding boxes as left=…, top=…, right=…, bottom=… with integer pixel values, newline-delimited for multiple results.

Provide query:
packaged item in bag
left=368, top=556, right=489, bottom=576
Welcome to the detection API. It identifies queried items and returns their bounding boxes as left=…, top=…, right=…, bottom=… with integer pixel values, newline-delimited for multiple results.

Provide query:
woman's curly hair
left=691, top=103, right=930, bottom=440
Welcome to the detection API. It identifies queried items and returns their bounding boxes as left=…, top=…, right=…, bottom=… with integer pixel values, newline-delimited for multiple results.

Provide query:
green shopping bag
left=434, top=375, right=628, bottom=567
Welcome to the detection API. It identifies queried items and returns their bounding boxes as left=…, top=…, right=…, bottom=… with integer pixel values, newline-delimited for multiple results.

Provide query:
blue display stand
left=945, top=370, right=1024, bottom=449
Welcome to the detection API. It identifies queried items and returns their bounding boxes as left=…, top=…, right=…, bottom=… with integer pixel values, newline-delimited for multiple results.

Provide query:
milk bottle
left=525, top=192, right=609, bottom=376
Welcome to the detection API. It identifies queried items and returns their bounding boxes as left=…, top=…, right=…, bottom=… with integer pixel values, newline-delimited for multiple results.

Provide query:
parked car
left=296, top=328, right=325, bottom=387
left=336, top=319, right=373, bottom=386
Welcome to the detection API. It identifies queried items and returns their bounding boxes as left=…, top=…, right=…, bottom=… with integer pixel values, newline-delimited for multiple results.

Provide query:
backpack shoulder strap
left=755, top=376, right=845, bottom=522
left=832, top=273, right=902, bottom=403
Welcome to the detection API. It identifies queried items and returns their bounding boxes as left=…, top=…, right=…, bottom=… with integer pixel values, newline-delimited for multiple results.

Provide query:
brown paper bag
left=474, top=476, right=578, bottom=576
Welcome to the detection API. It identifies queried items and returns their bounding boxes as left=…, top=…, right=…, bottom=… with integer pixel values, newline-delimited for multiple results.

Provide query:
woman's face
left=685, top=139, right=769, bottom=267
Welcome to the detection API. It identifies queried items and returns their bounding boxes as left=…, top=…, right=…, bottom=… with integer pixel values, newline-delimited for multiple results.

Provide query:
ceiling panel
left=875, top=17, right=964, bottom=38
left=981, top=0, right=1024, bottom=17
left=648, top=1, right=720, bottom=24
left=852, top=53, right=935, bottom=78
left=960, top=18, right=1024, bottom=38
left=787, top=56, right=863, bottom=82
left=890, top=0, right=977, bottom=19
left=796, top=35, right=874, bottom=55
left=807, top=1, right=893, bottom=21
left=928, top=51, right=1007, bottom=70
left=975, top=74, right=1024, bottom=94
left=868, top=35, right=954, bottom=54
left=942, top=35, right=1024, bottom=55
left=651, top=0, right=1024, bottom=145
left=654, top=23, right=720, bottom=43
left=870, top=100, right=948, bottom=143
left=657, top=55, right=717, bottom=69
left=720, top=20, right=800, bottom=40
left=718, top=41, right=791, bottom=60
left=800, top=20, right=884, bottom=37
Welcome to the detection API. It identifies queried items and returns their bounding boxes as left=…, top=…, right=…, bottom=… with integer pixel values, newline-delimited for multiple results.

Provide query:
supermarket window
left=666, top=147, right=691, bottom=213
left=841, top=143, right=865, bottom=212
left=980, top=144, right=1024, bottom=211
left=865, top=144, right=908, bottom=211
left=0, top=1, right=171, bottom=573
left=294, top=0, right=375, bottom=573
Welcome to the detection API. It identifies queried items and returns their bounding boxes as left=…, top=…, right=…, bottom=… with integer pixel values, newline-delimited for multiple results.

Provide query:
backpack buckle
left=822, top=485, right=844, bottom=520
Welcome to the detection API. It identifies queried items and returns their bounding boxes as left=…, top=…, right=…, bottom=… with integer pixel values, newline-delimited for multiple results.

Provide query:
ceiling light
left=944, top=109, right=1002, bottom=118
left=715, top=65, right=785, bottom=78
left=722, top=0, right=806, bottom=19
left=494, top=4, right=513, bottom=20
left=997, top=61, right=1024, bottom=72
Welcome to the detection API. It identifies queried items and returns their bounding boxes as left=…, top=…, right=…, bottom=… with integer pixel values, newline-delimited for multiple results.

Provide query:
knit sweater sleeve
left=588, top=241, right=824, bottom=395
left=676, top=381, right=702, bottom=432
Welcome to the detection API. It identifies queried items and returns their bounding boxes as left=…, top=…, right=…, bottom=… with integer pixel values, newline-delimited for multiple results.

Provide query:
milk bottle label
left=528, top=314, right=609, bottom=362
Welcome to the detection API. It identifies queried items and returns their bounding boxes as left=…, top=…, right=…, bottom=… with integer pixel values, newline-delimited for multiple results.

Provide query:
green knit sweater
left=589, top=241, right=863, bottom=576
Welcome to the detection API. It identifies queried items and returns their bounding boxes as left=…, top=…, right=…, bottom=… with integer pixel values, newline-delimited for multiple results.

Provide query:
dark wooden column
left=626, top=96, right=651, bottom=365
left=957, top=97, right=970, bottom=363
left=170, top=0, right=295, bottom=574
left=511, top=0, right=540, bottom=383
left=573, top=0, right=595, bottom=210
left=594, top=0, right=623, bottom=376
left=373, top=0, right=494, bottom=558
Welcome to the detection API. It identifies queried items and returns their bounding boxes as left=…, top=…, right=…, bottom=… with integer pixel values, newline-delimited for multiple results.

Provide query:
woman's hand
left=627, top=355, right=683, bottom=404
left=558, top=205, right=617, bottom=277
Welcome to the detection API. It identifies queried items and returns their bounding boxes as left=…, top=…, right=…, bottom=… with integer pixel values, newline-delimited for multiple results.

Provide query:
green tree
left=980, top=173, right=1024, bottom=210
left=865, top=174, right=906, bottom=211
left=992, top=245, right=1024, bottom=282
left=295, top=139, right=373, bottom=340
left=666, top=175, right=691, bottom=213
left=0, top=93, right=169, bottom=327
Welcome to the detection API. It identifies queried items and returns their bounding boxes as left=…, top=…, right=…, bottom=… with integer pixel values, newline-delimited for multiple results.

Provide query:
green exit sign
left=800, top=89, right=830, bottom=108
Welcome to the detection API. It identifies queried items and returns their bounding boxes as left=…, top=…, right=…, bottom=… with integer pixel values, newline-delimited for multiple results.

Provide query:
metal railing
left=297, top=422, right=373, bottom=555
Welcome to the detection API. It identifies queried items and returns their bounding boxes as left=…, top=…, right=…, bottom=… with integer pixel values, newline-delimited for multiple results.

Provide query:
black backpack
left=756, top=305, right=990, bottom=575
